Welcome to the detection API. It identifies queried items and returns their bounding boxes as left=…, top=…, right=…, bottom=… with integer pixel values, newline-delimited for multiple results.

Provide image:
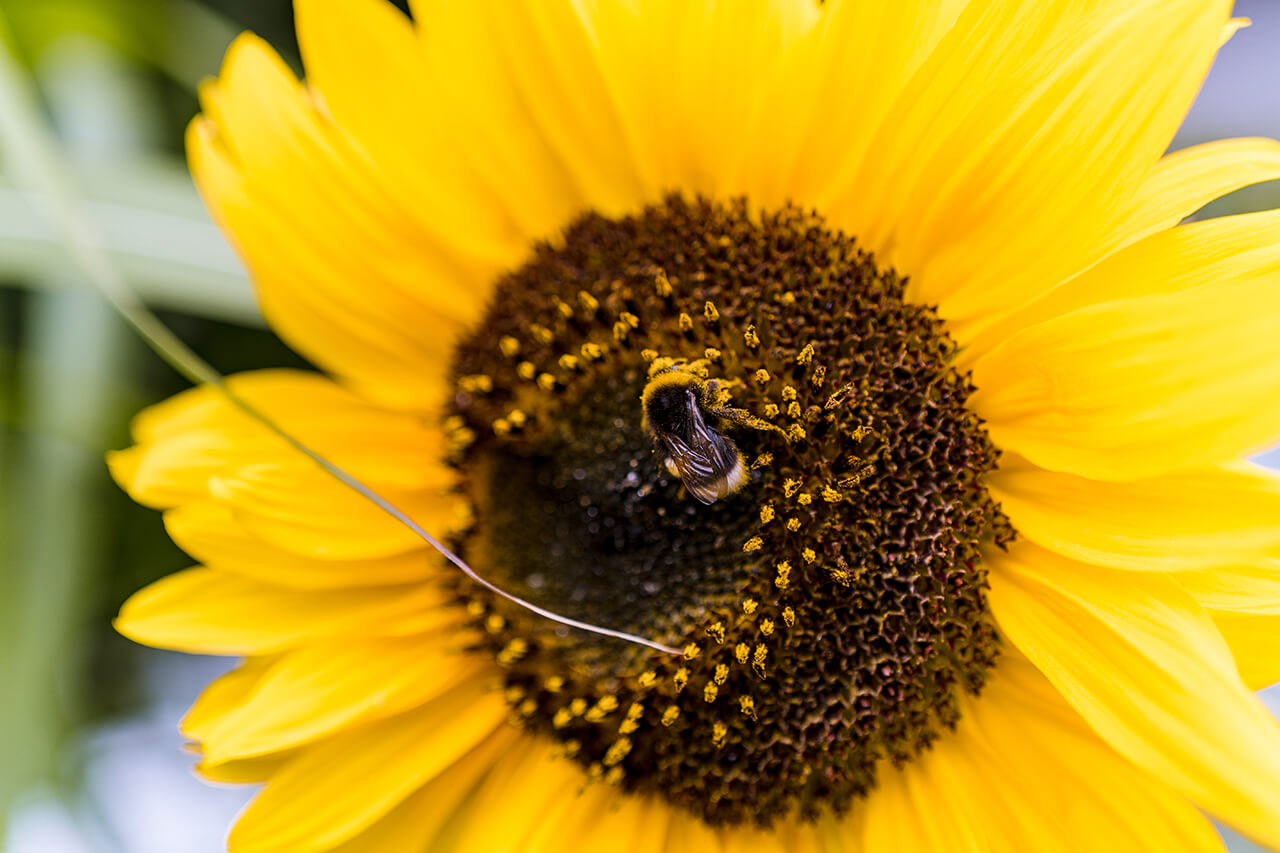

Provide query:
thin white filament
left=0, top=26, right=680, bottom=657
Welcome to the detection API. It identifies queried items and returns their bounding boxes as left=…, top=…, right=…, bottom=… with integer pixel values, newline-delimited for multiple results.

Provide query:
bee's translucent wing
left=658, top=393, right=745, bottom=504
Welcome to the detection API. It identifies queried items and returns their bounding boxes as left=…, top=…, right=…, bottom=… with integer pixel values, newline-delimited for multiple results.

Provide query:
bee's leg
left=713, top=405, right=790, bottom=439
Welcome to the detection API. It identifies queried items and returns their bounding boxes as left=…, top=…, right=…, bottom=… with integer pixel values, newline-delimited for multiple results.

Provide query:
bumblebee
left=640, top=367, right=777, bottom=504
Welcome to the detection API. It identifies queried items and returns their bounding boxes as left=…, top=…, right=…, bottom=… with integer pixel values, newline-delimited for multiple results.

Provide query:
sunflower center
left=447, top=197, right=1011, bottom=826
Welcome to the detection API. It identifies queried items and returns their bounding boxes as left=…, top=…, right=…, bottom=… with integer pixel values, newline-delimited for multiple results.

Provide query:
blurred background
left=0, top=1, right=1278, bottom=851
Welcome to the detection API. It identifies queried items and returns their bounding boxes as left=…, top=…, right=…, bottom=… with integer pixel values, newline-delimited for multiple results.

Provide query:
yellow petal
left=165, top=502, right=434, bottom=589
left=116, top=568, right=447, bottom=655
left=909, top=652, right=1223, bottom=852
left=325, top=725, right=519, bottom=853
left=210, top=462, right=458, bottom=560
left=765, top=0, right=964, bottom=210
left=1102, top=137, right=1280, bottom=269
left=663, top=811, right=726, bottom=853
left=963, top=208, right=1280, bottom=364
left=195, top=753, right=287, bottom=785
left=1179, top=560, right=1280, bottom=615
left=1209, top=610, right=1280, bottom=692
left=861, top=744, right=984, bottom=853
left=522, top=784, right=655, bottom=853
left=558, top=0, right=817, bottom=206
left=833, top=0, right=1231, bottom=338
left=188, top=36, right=489, bottom=411
left=192, top=635, right=479, bottom=764
left=989, top=542, right=1280, bottom=848
left=115, top=370, right=451, bottom=501
left=971, top=264, right=1280, bottom=480
left=444, top=734, right=591, bottom=852
left=988, top=456, right=1280, bottom=570
left=292, top=0, right=522, bottom=264
left=182, top=656, right=272, bottom=731
left=229, top=681, right=508, bottom=853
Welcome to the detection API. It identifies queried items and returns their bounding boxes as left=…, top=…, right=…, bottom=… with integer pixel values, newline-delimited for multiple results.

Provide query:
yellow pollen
left=544, top=675, right=565, bottom=693
left=753, top=645, right=769, bottom=677
left=553, top=708, right=574, bottom=728
left=620, top=311, right=640, bottom=328
left=786, top=517, right=801, bottom=532
left=613, top=320, right=632, bottom=341
left=619, top=718, right=640, bottom=735
left=787, top=401, right=803, bottom=418
left=516, top=361, right=536, bottom=380
left=654, top=269, right=673, bottom=296
left=498, top=335, right=521, bottom=358
left=569, top=698, right=588, bottom=716
left=485, top=613, right=506, bottom=632
left=759, top=503, right=776, bottom=524
left=783, top=607, right=796, bottom=627
left=679, top=312, right=694, bottom=332
left=775, top=561, right=792, bottom=589
left=674, top=668, right=690, bottom=692
left=714, top=664, right=729, bottom=685
left=825, top=384, right=853, bottom=409
left=704, top=347, right=722, bottom=362
left=752, top=452, right=773, bottom=469
left=580, top=342, right=603, bottom=361
left=802, top=547, right=817, bottom=563
left=530, top=324, right=554, bottom=345
left=458, top=374, right=493, bottom=394
left=504, top=685, right=526, bottom=704
left=797, top=493, right=813, bottom=506
left=466, top=599, right=486, bottom=617
left=498, top=639, right=529, bottom=665
left=782, top=385, right=798, bottom=402
left=783, top=478, right=802, bottom=498
left=577, top=290, right=599, bottom=312
left=712, top=722, right=728, bottom=748
left=536, top=372, right=557, bottom=391
left=811, top=365, right=827, bottom=387
left=780, top=291, right=796, bottom=305
left=586, top=695, right=620, bottom=722
left=850, top=424, right=874, bottom=441
left=604, top=738, right=633, bottom=766
left=491, top=418, right=511, bottom=437
left=742, top=599, right=758, bottom=615
left=735, top=643, right=750, bottom=663
left=662, top=706, right=680, bottom=726
left=704, top=301, right=720, bottom=323
left=796, top=343, right=815, bottom=365
left=605, top=766, right=626, bottom=786
left=519, top=698, right=538, bottom=717
left=704, top=682, right=719, bottom=703
left=822, top=486, right=843, bottom=502
left=739, top=696, right=757, bottom=719
left=754, top=368, right=771, bottom=385
left=763, top=402, right=780, bottom=418
left=744, top=325, right=760, bottom=348
left=706, top=621, right=727, bottom=644
left=638, top=671, right=657, bottom=689
left=683, top=643, right=703, bottom=661
left=508, top=409, right=528, bottom=429
left=788, top=424, right=808, bottom=441
left=558, top=353, right=581, bottom=371
left=761, top=619, right=776, bottom=637
left=641, top=348, right=661, bottom=364
left=742, top=537, right=764, bottom=552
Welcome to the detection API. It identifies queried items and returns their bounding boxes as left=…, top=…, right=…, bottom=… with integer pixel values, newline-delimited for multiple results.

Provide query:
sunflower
left=109, top=0, right=1280, bottom=849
